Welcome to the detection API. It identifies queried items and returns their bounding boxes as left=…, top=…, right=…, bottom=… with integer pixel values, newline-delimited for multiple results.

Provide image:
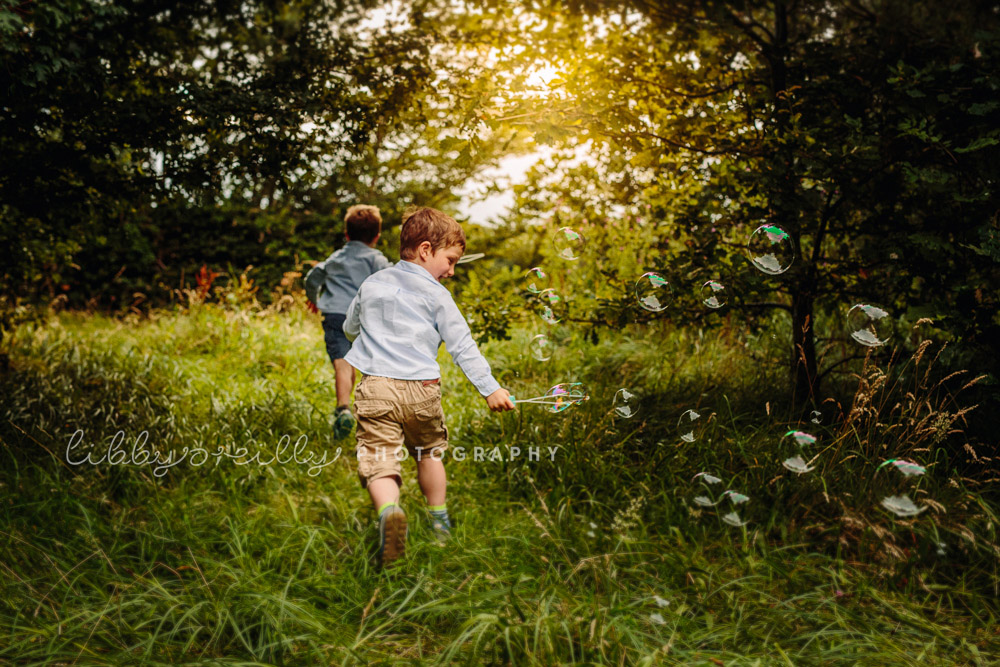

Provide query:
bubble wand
left=509, top=383, right=589, bottom=413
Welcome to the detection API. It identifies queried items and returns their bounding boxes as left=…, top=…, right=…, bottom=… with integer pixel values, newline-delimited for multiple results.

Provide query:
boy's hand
left=486, top=388, right=515, bottom=412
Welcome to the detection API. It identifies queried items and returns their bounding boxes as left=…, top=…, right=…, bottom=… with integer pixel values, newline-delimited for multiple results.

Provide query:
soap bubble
left=536, top=288, right=565, bottom=325
left=693, top=495, right=721, bottom=507
left=543, top=382, right=589, bottom=413
left=783, top=430, right=817, bottom=447
left=721, top=511, right=747, bottom=527
left=529, top=334, right=553, bottom=361
left=634, top=272, right=672, bottom=312
left=747, top=224, right=794, bottom=275
left=724, top=490, right=749, bottom=505
left=653, top=595, right=670, bottom=608
left=880, top=494, right=927, bottom=517
left=847, top=303, right=892, bottom=347
left=809, top=410, right=822, bottom=424
left=613, top=388, right=639, bottom=418
left=692, top=472, right=722, bottom=485
left=649, top=612, right=666, bottom=625
left=677, top=409, right=704, bottom=443
left=554, top=227, right=584, bottom=260
left=522, top=267, right=549, bottom=294
left=878, top=458, right=926, bottom=477
left=781, top=430, right=818, bottom=474
left=700, top=280, right=728, bottom=309
left=782, top=455, right=815, bottom=474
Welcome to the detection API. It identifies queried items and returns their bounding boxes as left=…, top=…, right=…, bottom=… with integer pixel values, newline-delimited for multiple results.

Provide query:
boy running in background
left=305, top=205, right=391, bottom=439
left=343, top=207, right=514, bottom=566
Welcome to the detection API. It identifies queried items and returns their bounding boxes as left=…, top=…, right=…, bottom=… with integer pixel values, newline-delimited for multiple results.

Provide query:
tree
left=444, top=0, right=1000, bottom=405
left=0, top=0, right=523, bottom=310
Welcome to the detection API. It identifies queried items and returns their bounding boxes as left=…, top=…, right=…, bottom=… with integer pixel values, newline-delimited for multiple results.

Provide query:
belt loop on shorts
left=421, top=379, right=440, bottom=386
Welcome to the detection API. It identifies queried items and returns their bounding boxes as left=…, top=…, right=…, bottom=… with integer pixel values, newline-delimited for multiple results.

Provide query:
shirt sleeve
left=343, top=290, right=362, bottom=342
left=435, top=292, right=501, bottom=397
left=372, top=251, right=392, bottom=272
left=303, top=260, right=327, bottom=304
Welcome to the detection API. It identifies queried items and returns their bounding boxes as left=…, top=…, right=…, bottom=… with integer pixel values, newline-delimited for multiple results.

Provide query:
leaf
left=953, top=137, right=999, bottom=154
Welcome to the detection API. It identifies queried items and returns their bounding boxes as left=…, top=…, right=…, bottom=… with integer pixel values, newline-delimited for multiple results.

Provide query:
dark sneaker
left=333, top=407, right=356, bottom=440
left=378, top=505, right=407, bottom=567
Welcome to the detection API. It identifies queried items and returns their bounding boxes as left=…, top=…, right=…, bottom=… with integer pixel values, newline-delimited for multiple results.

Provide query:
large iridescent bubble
left=634, top=272, right=672, bottom=312
left=522, top=267, right=549, bottom=294
left=747, top=224, right=794, bottom=275
left=847, top=303, right=892, bottom=347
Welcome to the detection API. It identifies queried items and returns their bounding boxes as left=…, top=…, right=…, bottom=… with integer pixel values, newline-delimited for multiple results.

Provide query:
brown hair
left=344, top=205, right=382, bottom=244
left=399, top=207, right=466, bottom=260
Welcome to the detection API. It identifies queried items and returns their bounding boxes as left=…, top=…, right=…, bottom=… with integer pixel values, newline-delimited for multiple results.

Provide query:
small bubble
left=677, top=409, right=704, bottom=443
left=880, top=494, right=927, bottom=517
left=878, top=458, right=926, bottom=477
left=529, top=334, right=553, bottom=361
left=692, top=472, right=722, bottom=485
left=721, top=511, right=747, bottom=527
left=700, top=280, right=728, bottom=309
left=536, top=288, right=565, bottom=325
left=809, top=410, right=822, bottom=424
left=554, top=227, right=584, bottom=260
left=724, top=490, right=749, bottom=505
left=650, top=612, right=666, bottom=625
left=653, top=595, right=670, bottom=608
left=782, top=455, right=815, bottom=474
left=613, top=388, right=639, bottom=418
left=522, top=267, right=549, bottom=293
left=847, top=303, right=892, bottom=347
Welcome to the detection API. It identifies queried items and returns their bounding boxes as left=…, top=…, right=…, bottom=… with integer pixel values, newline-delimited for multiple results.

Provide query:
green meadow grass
left=1, top=302, right=998, bottom=664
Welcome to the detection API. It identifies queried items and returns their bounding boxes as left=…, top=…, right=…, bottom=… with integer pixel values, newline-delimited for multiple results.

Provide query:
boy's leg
left=367, top=474, right=401, bottom=510
left=355, top=376, right=408, bottom=565
left=417, top=453, right=451, bottom=539
left=333, top=359, right=356, bottom=408
left=401, top=380, right=451, bottom=537
left=416, top=454, right=446, bottom=506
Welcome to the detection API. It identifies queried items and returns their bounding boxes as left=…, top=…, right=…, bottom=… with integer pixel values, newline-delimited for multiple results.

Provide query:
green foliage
left=1, top=305, right=999, bottom=663
left=0, top=0, right=522, bottom=309
left=446, top=0, right=1000, bottom=406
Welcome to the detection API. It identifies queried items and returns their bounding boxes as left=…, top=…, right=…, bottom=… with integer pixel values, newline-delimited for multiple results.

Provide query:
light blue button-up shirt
left=343, top=261, right=501, bottom=397
left=304, top=241, right=392, bottom=314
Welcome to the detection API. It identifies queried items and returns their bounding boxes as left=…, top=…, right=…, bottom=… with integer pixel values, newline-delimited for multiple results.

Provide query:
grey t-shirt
left=305, top=241, right=392, bottom=314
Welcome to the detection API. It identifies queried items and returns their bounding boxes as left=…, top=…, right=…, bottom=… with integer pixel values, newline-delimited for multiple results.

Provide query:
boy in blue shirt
left=305, top=205, right=392, bottom=438
left=343, top=206, right=514, bottom=566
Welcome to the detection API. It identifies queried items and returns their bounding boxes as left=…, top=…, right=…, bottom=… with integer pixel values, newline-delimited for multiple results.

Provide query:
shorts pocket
left=354, top=399, right=394, bottom=419
left=412, top=397, right=444, bottom=421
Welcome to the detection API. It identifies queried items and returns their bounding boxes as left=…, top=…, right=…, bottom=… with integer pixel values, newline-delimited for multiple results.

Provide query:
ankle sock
left=378, top=501, right=398, bottom=517
left=427, top=503, right=451, bottom=530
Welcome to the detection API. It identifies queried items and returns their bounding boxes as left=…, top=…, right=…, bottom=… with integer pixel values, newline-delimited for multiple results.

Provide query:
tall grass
left=1, top=299, right=998, bottom=664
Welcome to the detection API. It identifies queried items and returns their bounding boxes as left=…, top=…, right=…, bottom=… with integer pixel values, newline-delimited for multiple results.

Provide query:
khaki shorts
left=354, top=375, right=449, bottom=489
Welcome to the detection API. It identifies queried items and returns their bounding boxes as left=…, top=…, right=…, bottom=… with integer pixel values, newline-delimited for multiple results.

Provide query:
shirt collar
left=397, top=260, right=440, bottom=285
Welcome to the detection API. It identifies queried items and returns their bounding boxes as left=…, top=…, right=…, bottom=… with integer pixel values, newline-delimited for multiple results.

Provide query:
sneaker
left=333, top=406, right=356, bottom=440
left=377, top=505, right=407, bottom=567
left=430, top=518, right=451, bottom=544
left=428, top=510, right=452, bottom=544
